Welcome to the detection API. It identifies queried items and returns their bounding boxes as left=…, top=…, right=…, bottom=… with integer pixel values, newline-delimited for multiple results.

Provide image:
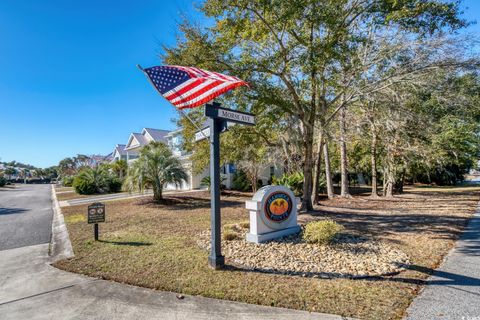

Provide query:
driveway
left=0, top=184, right=53, bottom=250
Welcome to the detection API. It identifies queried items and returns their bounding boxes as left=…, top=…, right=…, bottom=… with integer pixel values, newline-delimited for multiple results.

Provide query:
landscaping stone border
left=197, top=226, right=410, bottom=279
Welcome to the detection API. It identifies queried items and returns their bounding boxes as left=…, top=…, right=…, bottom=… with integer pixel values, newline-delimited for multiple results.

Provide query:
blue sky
left=0, top=1, right=479, bottom=168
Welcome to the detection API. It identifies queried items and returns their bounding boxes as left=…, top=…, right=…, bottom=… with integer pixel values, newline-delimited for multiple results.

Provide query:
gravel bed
left=197, top=227, right=410, bottom=278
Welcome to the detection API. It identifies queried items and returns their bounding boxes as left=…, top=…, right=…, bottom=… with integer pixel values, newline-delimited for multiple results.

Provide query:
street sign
left=194, top=122, right=236, bottom=142
left=88, top=203, right=105, bottom=224
left=195, top=127, right=211, bottom=142
left=205, top=103, right=255, bottom=126
left=88, top=202, right=105, bottom=241
left=204, top=102, right=255, bottom=270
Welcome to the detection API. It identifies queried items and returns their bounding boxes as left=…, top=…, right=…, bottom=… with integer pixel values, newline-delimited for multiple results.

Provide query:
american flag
left=142, top=65, right=248, bottom=109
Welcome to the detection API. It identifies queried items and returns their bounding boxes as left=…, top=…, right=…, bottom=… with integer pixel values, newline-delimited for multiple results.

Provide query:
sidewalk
left=406, top=204, right=480, bottom=319
left=58, top=189, right=201, bottom=207
left=0, top=244, right=347, bottom=320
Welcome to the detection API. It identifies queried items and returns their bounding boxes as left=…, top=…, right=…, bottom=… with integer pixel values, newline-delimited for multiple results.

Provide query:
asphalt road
left=0, top=184, right=53, bottom=251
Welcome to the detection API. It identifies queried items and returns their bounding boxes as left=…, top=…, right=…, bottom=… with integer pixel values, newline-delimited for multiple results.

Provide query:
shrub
left=239, top=221, right=250, bottom=229
left=231, top=170, right=251, bottom=191
left=62, top=176, right=74, bottom=187
left=108, top=177, right=123, bottom=193
left=303, top=220, right=344, bottom=245
left=223, top=230, right=240, bottom=241
left=272, top=171, right=304, bottom=196
left=200, top=175, right=227, bottom=191
left=73, top=167, right=122, bottom=195
left=73, top=175, right=97, bottom=195
left=0, top=176, right=6, bottom=187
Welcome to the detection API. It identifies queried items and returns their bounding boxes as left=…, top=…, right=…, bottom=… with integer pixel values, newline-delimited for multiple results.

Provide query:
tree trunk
left=323, top=142, right=334, bottom=199
left=339, top=106, right=350, bottom=197
left=312, top=132, right=323, bottom=204
left=300, top=125, right=315, bottom=212
left=370, top=122, right=379, bottom=198
left=396, top=167, right=406, bottom=194
left=385, top=152, right=395, bottom=198
left=300, top=22, right=317, bottom=213
left=251, top=170, right=258, bottom=193
left=385, top=173, right=394, bottom=197
left=382, top=168, right=387, bottom=196
left=153, top=185, right=163, bottom=201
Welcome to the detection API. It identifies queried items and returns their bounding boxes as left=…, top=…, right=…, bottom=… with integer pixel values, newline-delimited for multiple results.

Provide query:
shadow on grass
left=136, top=194, right=244, bottom=211
left=222, top=262, right=403, bottom=280
left=98, top=240, right=152, bottom=246
left=222, top=262, right=480, bottom=291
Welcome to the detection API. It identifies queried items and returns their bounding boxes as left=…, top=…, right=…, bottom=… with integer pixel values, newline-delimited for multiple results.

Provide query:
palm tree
left=74, top=167, right=110, bottom=194
left=111, top=159, right=128, bottom=179
left=124, top=142, right=188, bottom=202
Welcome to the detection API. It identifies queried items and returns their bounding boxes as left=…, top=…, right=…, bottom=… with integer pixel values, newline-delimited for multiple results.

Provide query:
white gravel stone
left=197, top=227, right=410, bottom=278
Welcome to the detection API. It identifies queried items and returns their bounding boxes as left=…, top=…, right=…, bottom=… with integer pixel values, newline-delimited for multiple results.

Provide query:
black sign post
left=88, top=202, right=105, bottom=241
left=203, top=102, right=255, bottom=269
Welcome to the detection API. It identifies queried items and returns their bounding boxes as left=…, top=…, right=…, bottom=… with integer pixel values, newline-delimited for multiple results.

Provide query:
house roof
left=114, top=144, right=127, bottom=156
left=125, top=133, right=147, bottom=150
left=125, top=128, right=171, bottom=150
left=142, top=128, right=170, bottom=142
left=104, top=152, right=114, bottom=161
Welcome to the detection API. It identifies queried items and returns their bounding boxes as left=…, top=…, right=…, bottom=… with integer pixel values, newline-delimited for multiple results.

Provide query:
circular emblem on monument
left=249, top=185, right=297, bottom=231
left=264, top=191, right=293, bottom=223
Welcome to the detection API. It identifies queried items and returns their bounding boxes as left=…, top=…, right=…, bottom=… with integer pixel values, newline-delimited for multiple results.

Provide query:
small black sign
left=88, top=202, right=105, bottom=224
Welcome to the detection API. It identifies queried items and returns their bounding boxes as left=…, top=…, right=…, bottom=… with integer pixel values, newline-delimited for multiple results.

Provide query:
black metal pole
left=94, top=223, right=99, bottom=241
left=208, top=116, right=224, bottom=269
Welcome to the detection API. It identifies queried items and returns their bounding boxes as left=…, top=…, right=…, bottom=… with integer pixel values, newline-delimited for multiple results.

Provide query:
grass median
left=54, top=186, right=480, bottom=319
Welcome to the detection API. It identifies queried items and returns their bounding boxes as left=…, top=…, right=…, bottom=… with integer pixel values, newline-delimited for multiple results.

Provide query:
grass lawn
left=56, top=191, right=91, bottom=201
left=55, top=186, right=74, bottom=192
left=54, top=186, right=480, bottom=319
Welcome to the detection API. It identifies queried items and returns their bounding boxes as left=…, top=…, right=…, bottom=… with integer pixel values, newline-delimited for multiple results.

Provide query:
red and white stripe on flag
left=143, top=65, right=248, bottom=109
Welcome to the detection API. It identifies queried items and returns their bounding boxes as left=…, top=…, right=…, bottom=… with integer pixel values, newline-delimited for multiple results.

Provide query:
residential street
left=0, top=185, right=345, bottom=320
left=0, top=184, right=53, bottom=250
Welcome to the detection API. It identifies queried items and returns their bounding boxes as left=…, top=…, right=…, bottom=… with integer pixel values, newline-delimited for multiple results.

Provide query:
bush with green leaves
left=272, top=171, right=304, bottom=196
left=200, top=175, right=227, bottom=191
left=73, top=174, right=97, bottom=194
left=107, top=176, right=123, bottom=193
left=73, top=167, right=121, bottom=195
left=0, top=175, right=6, bottom=187
left=62, top=176, right=74, bottom=187
left=303, top=220, right=344, bottom=245
left=231, top=170, right=251, bottom=191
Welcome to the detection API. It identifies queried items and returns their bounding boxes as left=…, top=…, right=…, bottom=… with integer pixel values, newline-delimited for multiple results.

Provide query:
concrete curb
left=49, top=185, right=74, bottom=262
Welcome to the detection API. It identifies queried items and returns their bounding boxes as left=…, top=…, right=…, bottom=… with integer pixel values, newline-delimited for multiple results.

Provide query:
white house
left=111, top=144, right=128, bottom=162
left=112, top=127, right=284, bottom=191
left=124, top=128, right=170, bottom=162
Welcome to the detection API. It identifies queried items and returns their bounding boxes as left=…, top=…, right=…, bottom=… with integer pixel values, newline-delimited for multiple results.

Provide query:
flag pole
left=137, top=64, right=209, bottom=140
